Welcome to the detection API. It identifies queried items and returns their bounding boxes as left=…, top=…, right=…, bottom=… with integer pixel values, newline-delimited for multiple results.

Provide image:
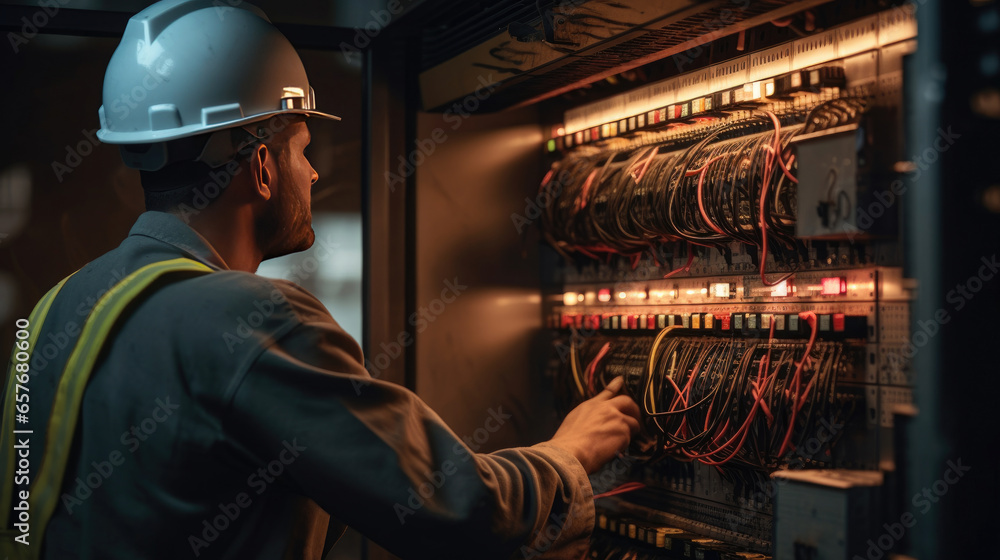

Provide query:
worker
left=0, top=1, right=641, bottom=559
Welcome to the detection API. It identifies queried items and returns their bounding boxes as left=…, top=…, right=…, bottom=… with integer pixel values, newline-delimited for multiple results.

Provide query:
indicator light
left=709, top=283, right=731, bottom=298
left=577, top=293, right=585, bottom=303
left=618, top=291, right=628, bottom=300
left=563, top=292, right=579, bottom=306
left=821, top=277, right=848, bottom=295
left=598, top=289, right=612, bottom=302
left=770, top=280, right=790, bottom=297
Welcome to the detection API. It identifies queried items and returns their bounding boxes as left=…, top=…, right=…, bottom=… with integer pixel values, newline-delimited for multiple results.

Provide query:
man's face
left=255, top=118, right=319, bottom=260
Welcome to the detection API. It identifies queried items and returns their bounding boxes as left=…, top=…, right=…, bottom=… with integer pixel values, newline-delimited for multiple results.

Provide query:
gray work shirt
left=16, top=211, right=593, bottom=559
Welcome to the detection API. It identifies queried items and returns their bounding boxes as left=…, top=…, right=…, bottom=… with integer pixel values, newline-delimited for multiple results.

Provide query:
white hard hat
left=97, top=0, right=339, bottom=169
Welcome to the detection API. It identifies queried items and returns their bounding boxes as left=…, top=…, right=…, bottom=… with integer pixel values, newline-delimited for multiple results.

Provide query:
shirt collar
left=127, top=211, right=231, bottom=271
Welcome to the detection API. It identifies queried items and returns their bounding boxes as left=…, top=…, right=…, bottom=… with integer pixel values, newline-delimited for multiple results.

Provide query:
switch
left=718, top=314, right=731, bottom=330
left=833, top=313, right=845, bottom=332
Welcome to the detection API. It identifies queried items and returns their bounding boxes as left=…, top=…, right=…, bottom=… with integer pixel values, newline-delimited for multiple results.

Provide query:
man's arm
left=220, top=281, right=639, bottom=559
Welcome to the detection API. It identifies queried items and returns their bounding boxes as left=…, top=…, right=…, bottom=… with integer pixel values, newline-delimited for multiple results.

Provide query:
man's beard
left=254, top=182, right=315, bottom=261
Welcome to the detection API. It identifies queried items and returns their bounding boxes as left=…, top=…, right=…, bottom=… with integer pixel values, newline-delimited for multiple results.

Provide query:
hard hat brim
left=97, top=109, right=341, bottom=145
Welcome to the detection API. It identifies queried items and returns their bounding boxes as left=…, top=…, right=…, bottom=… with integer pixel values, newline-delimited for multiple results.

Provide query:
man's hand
left=546, top=377, right=641, bottom=474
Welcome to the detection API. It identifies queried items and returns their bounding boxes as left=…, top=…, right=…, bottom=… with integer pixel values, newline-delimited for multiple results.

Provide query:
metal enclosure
left=413, top=108, right=558, bottom=448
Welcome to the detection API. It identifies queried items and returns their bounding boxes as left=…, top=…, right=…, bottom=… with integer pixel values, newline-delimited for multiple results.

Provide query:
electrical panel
left=536, top=4, right=917, bottom=559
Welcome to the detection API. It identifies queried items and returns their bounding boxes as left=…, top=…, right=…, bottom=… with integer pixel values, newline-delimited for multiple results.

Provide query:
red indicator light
left=821, top=277, right=847, bottom=295
left=597, top=289, right=612, bottom=302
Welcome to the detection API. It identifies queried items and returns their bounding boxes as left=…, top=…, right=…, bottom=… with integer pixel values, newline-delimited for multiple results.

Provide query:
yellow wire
left=570, top=334, right=586, bottom=396
left=646, top=326, right=682, bottom=416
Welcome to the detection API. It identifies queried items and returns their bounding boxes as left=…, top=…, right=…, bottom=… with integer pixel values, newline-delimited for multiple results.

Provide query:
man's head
left=94, top=0, right=339, bottom=264
left=138, top=114, right=319, bottom=259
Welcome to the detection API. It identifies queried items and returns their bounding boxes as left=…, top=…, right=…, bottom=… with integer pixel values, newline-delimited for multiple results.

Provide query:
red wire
left=687, top=322, right=781, bottom=465
left=764, top=144, right=798, bottom=184
left=577, top=169, right=599, bottom=210
left=539, top=169, right=555, bottom=191
left=594, top=482, right=647, bottom=500
left=759, top=111, right=794, bottom=287
left=632, top=147, right=658, bottom=184
left=586, top=342, right=612, bottom=396
left=777, top=312, right=818, bottom=457
left=692, top=154, right=728, bottom=235
left=664, top=242, right=695, bottom=278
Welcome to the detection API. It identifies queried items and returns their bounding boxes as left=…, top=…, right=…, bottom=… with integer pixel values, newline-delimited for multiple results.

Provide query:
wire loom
left=559, top=315, right=859, bottom=470
left=540, top=98, right=867, bottom=286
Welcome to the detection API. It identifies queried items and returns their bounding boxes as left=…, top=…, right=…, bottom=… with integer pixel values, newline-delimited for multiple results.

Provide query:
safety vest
left=0, top=258, right=214, bottom=559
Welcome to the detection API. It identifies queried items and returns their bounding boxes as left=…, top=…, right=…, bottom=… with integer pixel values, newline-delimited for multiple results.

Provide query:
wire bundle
left=540, top=99, right=867, bottom=282
left=559, top=316, right=855, bottom=469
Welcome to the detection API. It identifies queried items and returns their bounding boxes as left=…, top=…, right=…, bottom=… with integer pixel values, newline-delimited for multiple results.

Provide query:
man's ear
left=251, top=143, right=273, bottom=201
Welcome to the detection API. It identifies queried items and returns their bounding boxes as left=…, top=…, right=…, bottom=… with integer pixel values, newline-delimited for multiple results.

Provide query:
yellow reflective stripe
left=27, top=258, right=212, bottom=556
left=0, top=274, right=75, bottom=530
